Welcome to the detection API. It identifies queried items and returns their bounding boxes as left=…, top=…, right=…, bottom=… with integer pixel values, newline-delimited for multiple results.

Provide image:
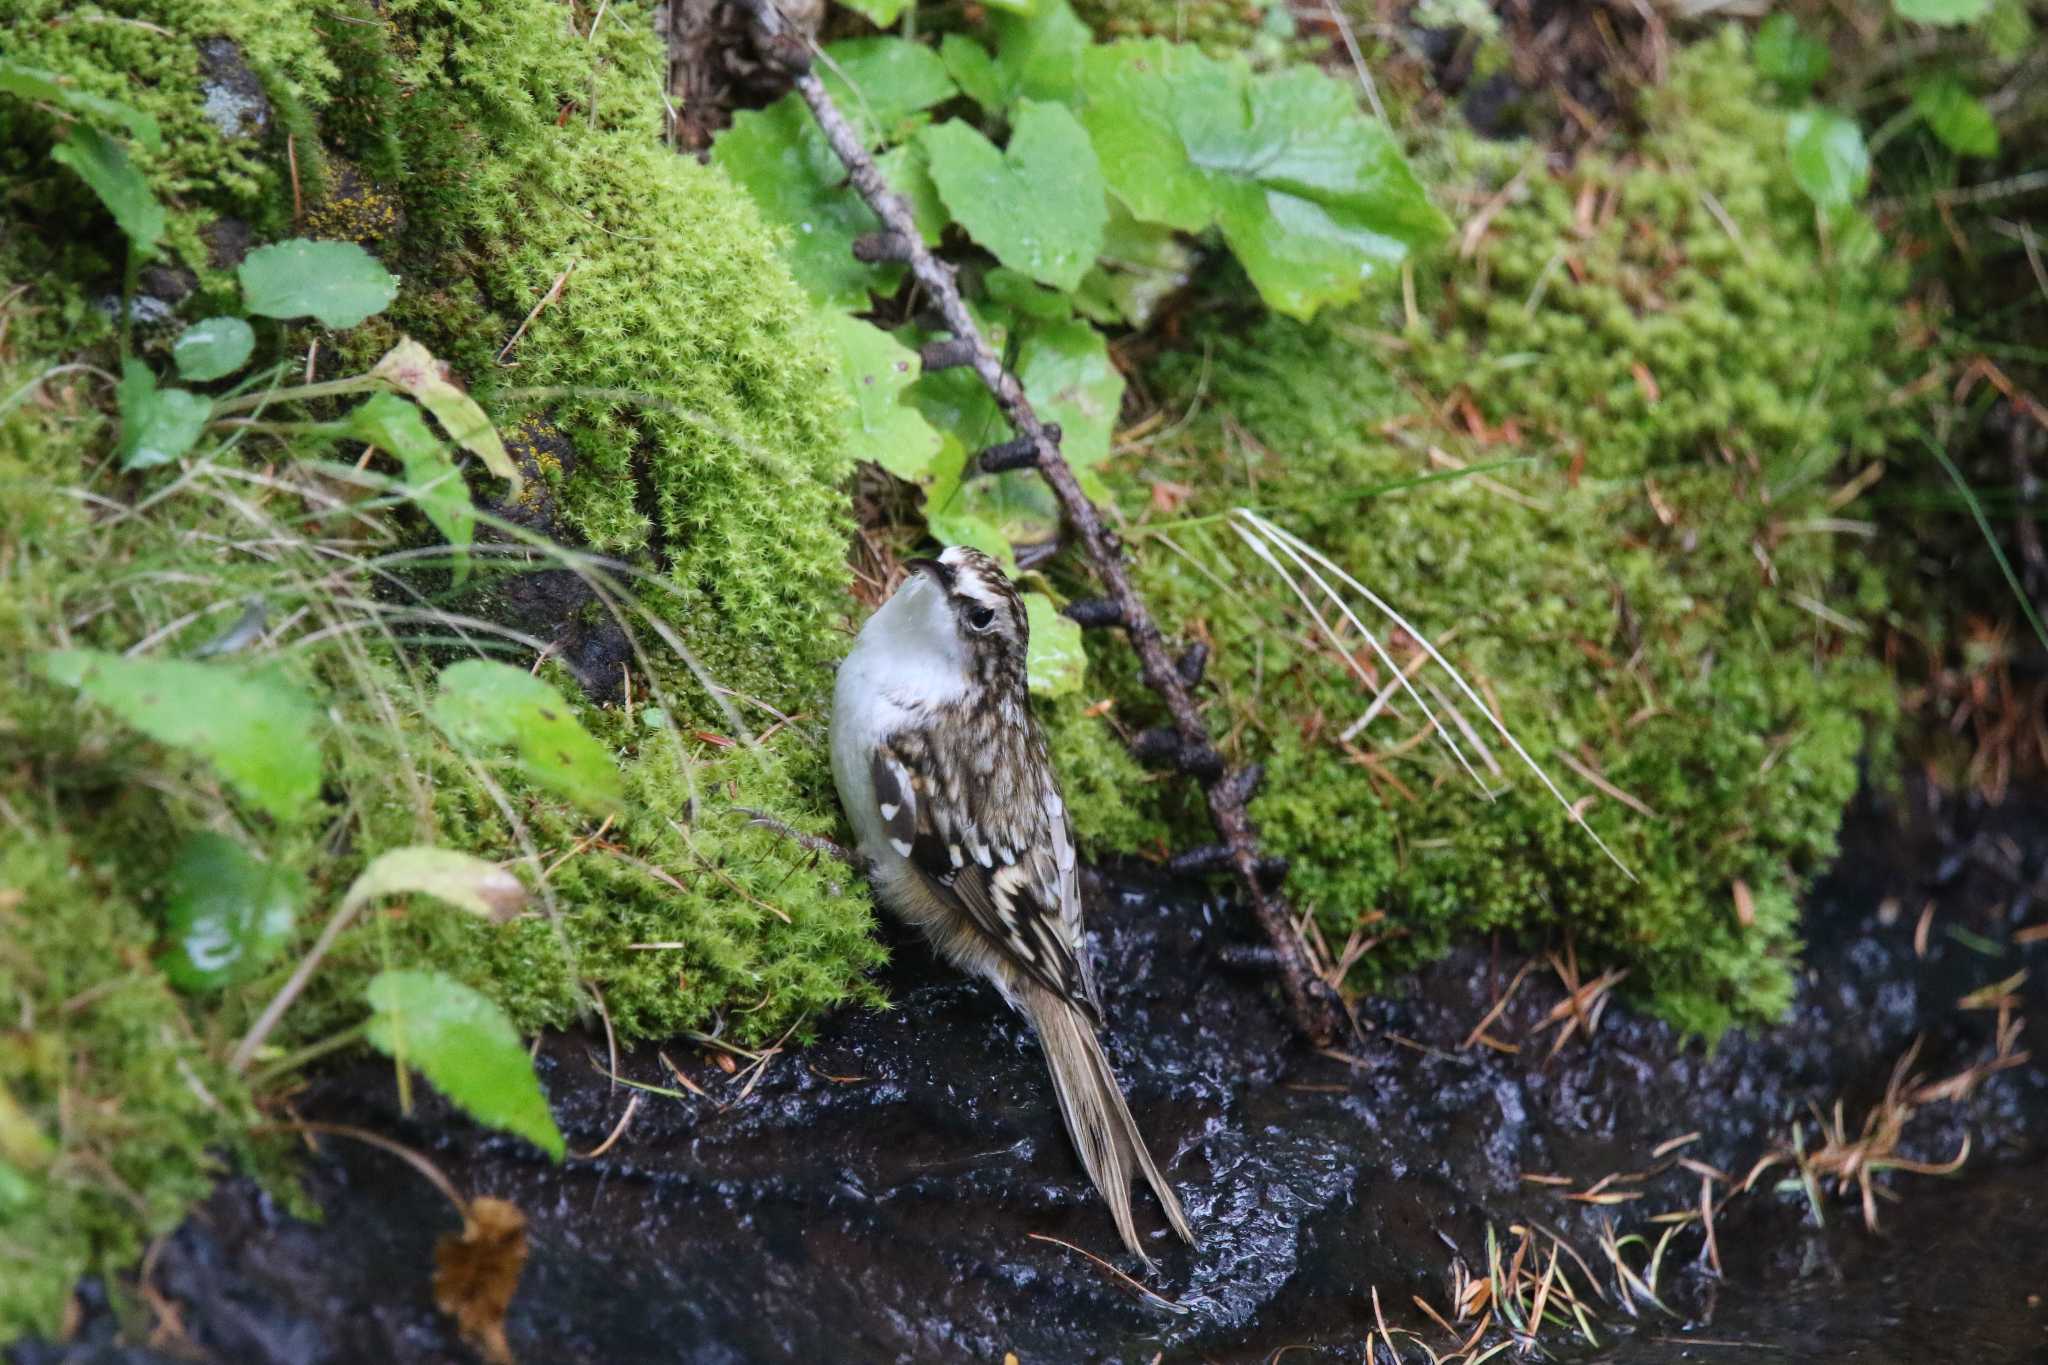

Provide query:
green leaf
left=39, top=651, right=324, bottom=821
left=714, top=98, right=896, bottom=310
left=238, top=238, right=398, bottom=329
left=1017, top=319, right=1124, bottom=475
left=1785, top=107, right=1870, bottom=213
left=942, top=0, right=1090, bottom=114
left=1023, top=592, right=1085, bottom=696
left=1077, top=42, right=1449, bottom=319
left=1913, top=76, right=1999, bottom=156
left=1753, top=14, right=1830, bottom=95
left=341, top=847, right=528, bottom=922
left=49, top=124, right=163, bottom=257
left=116, top=359, right=211, bottom=470
left=364, top=969, right=564, bottom=1160
left=343, top=393, right=475, bottom=567
left=0, top=59, right=161, bottom=149
left=821, top=37, right=957, bottom=142
left=371, top=338, right=519, bottom=488
left=986, top=267, right=1075, bottom=322
left=159, top=832, right=304, bottom=991
left=432, top=660, right=622, bottom=812
left=1073, top=200, right=1195, bottom=326
left=825, top=313, right=945, bottom=483
left=172, top=317, right=257, bottom=382
left=836, top=0, right=910, bottom=27
left=920, top=103, right=1106, bottom=291
left=1892, top=0, right=1992, bottom=23
left=878, top=142, right=951, bottom=245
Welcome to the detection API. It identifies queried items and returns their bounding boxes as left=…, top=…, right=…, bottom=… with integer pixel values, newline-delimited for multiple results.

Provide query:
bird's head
left=868, top=545, right=1030, bottom=701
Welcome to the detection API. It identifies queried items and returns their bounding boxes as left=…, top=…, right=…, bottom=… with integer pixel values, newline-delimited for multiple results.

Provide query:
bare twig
left=731, top=2, right=1341, bottom=1042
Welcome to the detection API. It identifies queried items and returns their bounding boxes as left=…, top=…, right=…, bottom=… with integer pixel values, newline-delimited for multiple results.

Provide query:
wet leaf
left=341, top=847, right=527, bottom=922
left=1892, top=0, right=1991, bottom=23
left=435, top=1196, right=529, bottom=1365
left=1913, top=77, right=1999, bottom=157
left=39, top=651, right=323, bottom=821
left=1077, top=42, right=1448, bottom=319
left=0, top=59, right=161, bottom=149
left=172, top=317, right=256, bottom=382
left=713, top=98, right=896, bottom=309
left=1014, top=319, right=1123, bottom=477
left=820, top=37, right=956, bottom=143
left=1023, top=593, right=1085, bottom=697
left=49, top=124, right=163, bottom=257
left=364, top=970, right=565, bottom=1159
left=371, top=338, right=519, bottom=488
left=1753, top=14, right=1830, bottom=95
left=431, top=660, right=622, bottom=812
left=116, top=359, right=210, bottom=470
left=239, top=238, right=398, bottom=329
left=940, top=0, right=1090, bottom=114
left=824, top=313, right=944, bottom=483
left=343, top=392, right=476, bottom=569
left=159, top=832, right=304, bottom=991
left=920, top=102, right=1107, bottom=292
left=1786, top=107, right=1870, bottom=213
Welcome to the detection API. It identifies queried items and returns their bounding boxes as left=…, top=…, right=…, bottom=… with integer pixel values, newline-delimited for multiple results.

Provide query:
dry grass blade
left=1024, top=1234, right=1190, bottom=1315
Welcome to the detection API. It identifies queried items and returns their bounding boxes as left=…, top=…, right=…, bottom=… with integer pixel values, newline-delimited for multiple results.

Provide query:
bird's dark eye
left=967, top=605, right=997, bottom=632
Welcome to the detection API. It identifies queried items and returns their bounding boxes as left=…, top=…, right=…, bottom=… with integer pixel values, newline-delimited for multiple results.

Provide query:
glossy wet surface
left=15, top=784, right=2048, bottom=1363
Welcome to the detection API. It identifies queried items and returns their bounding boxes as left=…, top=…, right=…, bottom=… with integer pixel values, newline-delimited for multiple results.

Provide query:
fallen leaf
left=434, top=1196, right=529, bottom=1365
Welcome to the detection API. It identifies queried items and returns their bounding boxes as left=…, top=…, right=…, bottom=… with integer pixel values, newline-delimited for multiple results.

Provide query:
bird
left=829, top=545, right=1195, bottom=1262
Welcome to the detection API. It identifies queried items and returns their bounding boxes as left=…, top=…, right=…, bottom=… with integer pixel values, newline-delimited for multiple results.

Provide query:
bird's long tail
left=1021, top=982, right=1196, bottom=1262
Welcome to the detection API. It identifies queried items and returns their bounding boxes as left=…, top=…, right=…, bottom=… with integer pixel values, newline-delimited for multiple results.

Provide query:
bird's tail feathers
left=1023, top=984, right=1195, bottom=1263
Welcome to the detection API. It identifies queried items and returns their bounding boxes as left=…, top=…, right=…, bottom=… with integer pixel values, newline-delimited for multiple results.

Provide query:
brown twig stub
left=735, top=0, right=1341, bottom=1043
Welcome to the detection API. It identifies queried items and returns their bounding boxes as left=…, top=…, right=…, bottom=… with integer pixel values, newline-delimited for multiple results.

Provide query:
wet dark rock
left=19, top=784, right=2048, bottom=1362
left=202, top=217, right=254, bottom=271
left=197, top=39, right=271, bottom=141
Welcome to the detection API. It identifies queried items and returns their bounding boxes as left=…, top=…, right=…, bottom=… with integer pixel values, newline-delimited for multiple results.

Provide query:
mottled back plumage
left=830, top=545, right=1193, bottom=1262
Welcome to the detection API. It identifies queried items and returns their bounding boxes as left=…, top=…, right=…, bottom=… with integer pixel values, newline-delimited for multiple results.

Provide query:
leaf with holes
left=239, top=238, right=398, bottom=329
left=1786, top=107, right=1870, bottom=213
left=159, top=833, right=304, bottom=991
left=825, top=313, right=944, bottom=484
left=39, top=651, right=323, bottom=820
left=172, top=317, right=256, bottom=382
left=116, top=359, right=210, bottom=470
left=372, top=338, right=518, bottom=488
left=1913, top=77, right=1999, bottom=157
left=365, top=970, right=564, bottom=1159
left=920, top=102, right=1106, bottom=292
left=1023, top=593, right=1085, bottom=697
left=50, top=124, right=163, bottom=257
left=432, top=661, right=621, bottom=812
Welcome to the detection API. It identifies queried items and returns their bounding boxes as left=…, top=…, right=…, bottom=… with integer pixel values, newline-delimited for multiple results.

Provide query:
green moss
left=1056, top=32, right=1906, bottom=1037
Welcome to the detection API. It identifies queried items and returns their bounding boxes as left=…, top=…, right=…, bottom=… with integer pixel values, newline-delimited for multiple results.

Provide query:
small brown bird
left=829, top=546, right=1194, bottom=1261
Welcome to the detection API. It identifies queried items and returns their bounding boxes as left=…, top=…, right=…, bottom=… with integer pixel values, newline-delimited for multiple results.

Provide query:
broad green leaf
left=0, top=60, right=161, bottom=149
left=713, top=98, right=896, bottom=310
left=343, top=393, right=475, bottom=568
left=364, top=969, right=564, bottom=1160
left=825, top=313, right=944, bottom=483
left=836, top=0, right=910, bottom=27
left=942, top=0, right=1091, bottom=114
left=172, top=317, right=256, bottom=382
left=1785, top=107, right=1870, bottom=213
left=1753, top=14, right=1830, bottom=95
left=986, top=268, right=1075, bottom=322
left=1913, top=77, right=1999, bottom=156
left=116, top=359, right=210, bottom=470
left=239, top=238, right=398, bottom=329
left=1077, top=42, right=1449, bottom=319
left=921, top=436, right=1019, bottom=572
left=341, top=847, right=528, bottom=921
left=50, top=124, right=163, bottom=257
left=878, top=142, right=950, bottom=245
left=432, top=660, right=622, bottom=811
left=821, top=37, right=957, bottom=142
left=920, top=103, right=1106, bottom=292
left=371, top=337, right=519, bottom=488
left=159, top=832, right=303, bottom=991
left=1017, top=319, right=1124, bottom=477
left=1023, top=593, right=1085, bottom=697
left=1892, top=0, right=1991, bottom=23
left=39, top=651, right=323, bottom=821
left=1074, top=201, right=1194, bottom=326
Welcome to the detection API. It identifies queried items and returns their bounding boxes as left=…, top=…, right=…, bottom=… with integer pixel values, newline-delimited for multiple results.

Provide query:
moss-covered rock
left=1048, top=31, right=1908, bottom=1037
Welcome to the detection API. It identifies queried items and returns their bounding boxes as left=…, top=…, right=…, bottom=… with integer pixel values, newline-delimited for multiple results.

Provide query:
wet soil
left=14, top=780, right=2048, bottom=1363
